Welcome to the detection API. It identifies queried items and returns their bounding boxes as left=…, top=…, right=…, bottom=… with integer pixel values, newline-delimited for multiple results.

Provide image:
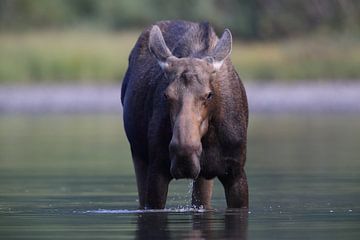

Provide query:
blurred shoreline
left=1, top=81, right=359, bottom=114
left=2, top=31, right=360, bottom=83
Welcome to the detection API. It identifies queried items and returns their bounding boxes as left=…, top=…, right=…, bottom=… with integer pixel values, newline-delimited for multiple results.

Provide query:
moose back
left=121, top=20, right=248, bottom=209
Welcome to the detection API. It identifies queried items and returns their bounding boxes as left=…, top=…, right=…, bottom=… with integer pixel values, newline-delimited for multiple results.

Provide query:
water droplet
left=183, top=180, right=194, bottom=208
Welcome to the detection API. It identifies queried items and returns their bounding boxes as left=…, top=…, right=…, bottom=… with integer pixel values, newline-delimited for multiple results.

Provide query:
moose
left=121, top=20, right=248, bottom=209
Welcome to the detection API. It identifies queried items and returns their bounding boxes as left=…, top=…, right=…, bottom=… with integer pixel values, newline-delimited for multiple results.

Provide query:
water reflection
left=222, top=210, right=248, bottom=240
left=135, top=210, right=248, bottom=239
left=135, top=212, right=170, bottom=240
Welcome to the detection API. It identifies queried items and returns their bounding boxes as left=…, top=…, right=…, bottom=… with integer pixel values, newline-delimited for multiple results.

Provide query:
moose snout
left=169, top=140, right=202, bottom=179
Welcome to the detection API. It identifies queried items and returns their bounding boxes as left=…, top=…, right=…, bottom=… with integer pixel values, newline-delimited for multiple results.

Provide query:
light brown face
left=163, top=57, right=216, bottom=179
left=148, top=25, right=232, bottom=179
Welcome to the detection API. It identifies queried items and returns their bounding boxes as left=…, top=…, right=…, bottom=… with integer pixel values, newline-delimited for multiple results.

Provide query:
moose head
left=149, top=25, right=232, bottom=179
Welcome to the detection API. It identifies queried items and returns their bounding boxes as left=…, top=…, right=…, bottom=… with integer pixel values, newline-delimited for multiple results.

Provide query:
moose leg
left=219, top=169, right=248, bottom=209
left=191, top=177, right=214, bottom=209
left=132, top=154, right=148, bottom=209
left=145, top=166, right=171, bottom=209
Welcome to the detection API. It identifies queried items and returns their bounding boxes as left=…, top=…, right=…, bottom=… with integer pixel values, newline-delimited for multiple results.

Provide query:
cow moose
left=121, top=20, right=248, bottom=209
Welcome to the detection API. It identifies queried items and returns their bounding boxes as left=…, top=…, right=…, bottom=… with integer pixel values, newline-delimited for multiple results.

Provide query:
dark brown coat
left=121, top=20, right=248, bottom=209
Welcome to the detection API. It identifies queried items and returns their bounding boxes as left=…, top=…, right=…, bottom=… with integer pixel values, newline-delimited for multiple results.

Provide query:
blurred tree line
left=0, top=0, right=359, bottom=39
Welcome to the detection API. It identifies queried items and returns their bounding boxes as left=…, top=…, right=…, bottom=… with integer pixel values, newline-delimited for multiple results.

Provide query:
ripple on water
left=79, top=206, right=207, bottom=214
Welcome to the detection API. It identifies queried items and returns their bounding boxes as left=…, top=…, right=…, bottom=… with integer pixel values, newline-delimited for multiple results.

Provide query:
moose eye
left=206, top=92, right=213, bottom=100
left=164, top=92, right=169, bottom=100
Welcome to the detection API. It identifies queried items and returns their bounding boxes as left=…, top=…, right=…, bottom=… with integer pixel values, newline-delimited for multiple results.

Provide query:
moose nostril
left=169, top=141, right=178, bottom=153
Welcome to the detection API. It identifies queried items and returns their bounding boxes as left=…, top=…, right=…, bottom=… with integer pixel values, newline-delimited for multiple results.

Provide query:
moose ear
left=149, top=25, right=173, bottom=69
left=210, top=29, right=232, bottom=70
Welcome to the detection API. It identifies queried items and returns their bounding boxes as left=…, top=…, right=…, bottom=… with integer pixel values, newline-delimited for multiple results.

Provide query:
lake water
left=0, top=114, right=359, bottom=239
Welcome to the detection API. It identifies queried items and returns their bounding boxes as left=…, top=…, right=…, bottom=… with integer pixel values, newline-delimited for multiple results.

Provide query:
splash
left=183, top=180, right=195, bottom=208
left=78, top=180, right=208, bottom=214
left=80, top=206, right=206, bottom=214
left=167, top=179, right=199, bottom=209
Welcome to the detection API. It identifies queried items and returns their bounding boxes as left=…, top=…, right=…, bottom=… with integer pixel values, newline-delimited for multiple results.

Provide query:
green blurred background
left=1, top=0, right=360, bottom=83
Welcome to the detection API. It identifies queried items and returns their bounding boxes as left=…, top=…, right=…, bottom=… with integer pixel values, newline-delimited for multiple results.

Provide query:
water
left=0, top=114, right=359, bottom=239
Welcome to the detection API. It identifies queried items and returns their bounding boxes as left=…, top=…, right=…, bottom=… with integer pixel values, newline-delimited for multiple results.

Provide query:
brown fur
left=121, top=20, right=248, bottom=209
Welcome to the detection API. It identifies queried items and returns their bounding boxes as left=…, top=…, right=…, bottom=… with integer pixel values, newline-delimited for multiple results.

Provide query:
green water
left=0, top=114, right=359, bottom=239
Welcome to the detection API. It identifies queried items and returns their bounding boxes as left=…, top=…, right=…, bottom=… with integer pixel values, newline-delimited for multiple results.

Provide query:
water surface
left=0, top=114, right=359, bottom=239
